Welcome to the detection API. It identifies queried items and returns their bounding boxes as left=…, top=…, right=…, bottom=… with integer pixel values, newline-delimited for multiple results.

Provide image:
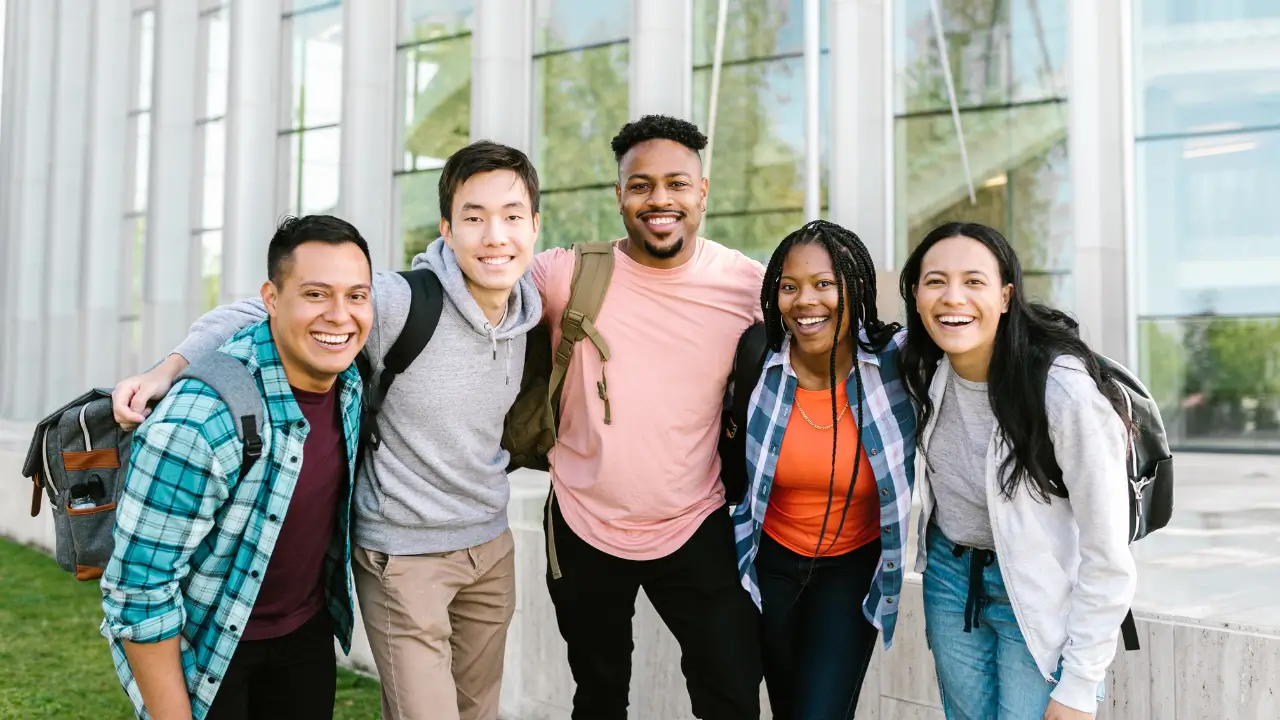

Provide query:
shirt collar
left=246, top=322, right=360, bottom=427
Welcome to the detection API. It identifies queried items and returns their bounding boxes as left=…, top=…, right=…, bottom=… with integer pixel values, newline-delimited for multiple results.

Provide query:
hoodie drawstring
left=505, top=340, right=512, bottom=386
left=483, top=323, right=512, bottom=386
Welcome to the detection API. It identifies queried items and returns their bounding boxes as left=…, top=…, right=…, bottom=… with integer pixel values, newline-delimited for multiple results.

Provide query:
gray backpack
left=20, top=352, right=265, bottom=581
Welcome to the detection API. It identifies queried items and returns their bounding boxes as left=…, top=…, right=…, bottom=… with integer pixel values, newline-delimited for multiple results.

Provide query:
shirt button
left=290, top=456, right=298, bottom=463
left=887, top=597, right=895, bottom=604
left=251, top=571, right=260, bottom=579
left=882, top=526, right=891, bottom=534
left=870, top=448, right=878, bottom=455
left=297, top=421, right=305, bottom=429
left=269, top=514, right=278, bottom=522
left=229, top=625, right=238, bottom=632
left=887, top=562, right=895, bottom=570
left=207, top=677, right=217, bottom=684
left=881, top=488, right=888, bottom=496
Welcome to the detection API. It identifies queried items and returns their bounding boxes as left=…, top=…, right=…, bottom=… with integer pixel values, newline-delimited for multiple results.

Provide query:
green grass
left=0, top=538, right=382, bottom=719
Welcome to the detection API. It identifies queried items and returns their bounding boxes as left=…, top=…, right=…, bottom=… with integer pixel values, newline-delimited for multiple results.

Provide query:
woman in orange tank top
left=734, top=220, right=912, bottom=720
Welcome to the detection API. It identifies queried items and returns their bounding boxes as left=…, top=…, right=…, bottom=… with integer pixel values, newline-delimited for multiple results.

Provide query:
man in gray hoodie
left=110, top=141, right=544, bottom=720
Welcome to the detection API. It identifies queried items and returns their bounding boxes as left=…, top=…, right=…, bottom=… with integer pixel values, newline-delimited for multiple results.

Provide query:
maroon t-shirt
left=242, top=383, right=346, bottom=641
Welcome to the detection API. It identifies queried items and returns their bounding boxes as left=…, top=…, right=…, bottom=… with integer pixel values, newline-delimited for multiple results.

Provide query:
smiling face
left=262, top=240, right=373, bottom=392
left=778, top=242, right=855, bottom=361
left=913, top=235, right=1013, bottom=378
left=441, top=169, right=539, bottom=295
left=616, top=138, right=707, bottom=263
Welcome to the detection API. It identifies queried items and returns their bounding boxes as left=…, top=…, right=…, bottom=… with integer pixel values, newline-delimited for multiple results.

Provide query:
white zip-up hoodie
left=914, top=354, right=1138, bottom=714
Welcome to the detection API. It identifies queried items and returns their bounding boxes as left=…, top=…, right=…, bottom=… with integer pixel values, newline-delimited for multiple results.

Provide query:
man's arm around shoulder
left=101, top=392, right=230, bottom=719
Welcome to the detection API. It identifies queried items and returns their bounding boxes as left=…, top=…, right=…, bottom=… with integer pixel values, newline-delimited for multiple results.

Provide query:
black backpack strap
left=1120, top=609, right=1140, bottom=651
left=176, top=352, right=265, bottom=479
left=361, top=268, right=444, bottom=451
left=732, top=323, right=769, bottom=440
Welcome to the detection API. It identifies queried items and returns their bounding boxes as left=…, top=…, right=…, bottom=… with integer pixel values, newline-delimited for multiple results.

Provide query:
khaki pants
left=353, top=530, right=516, bottom=720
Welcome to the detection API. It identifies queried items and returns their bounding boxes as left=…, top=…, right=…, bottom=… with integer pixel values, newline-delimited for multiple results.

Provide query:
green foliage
left=0, top=539, right=382, bottom=719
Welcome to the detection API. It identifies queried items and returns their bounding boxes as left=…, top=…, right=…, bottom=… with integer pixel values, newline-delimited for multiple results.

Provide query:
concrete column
left=221, top=0, right=281, bottom=302
left=1068, top=0, right=1129, bottom=360
left=471, top=0, right=532, bottom=152
left=339, top=0, right=397, bottom=270
left=0, top=0, right=19, bottom=405
left=828, top=0, right=898, bottom=320
left=630, top=0, right=692, bottom=121
left=141, top=0, right=199, bottom=364
left=43, top=1, right=93, bottom=404
left=0, top=0, right=55, bottom=419
left=81, top=0, right=132, bottom=389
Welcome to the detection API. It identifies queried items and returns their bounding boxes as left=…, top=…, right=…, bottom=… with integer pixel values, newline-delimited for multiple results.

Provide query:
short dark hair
left=267, top=214, right=371, bottom=285
left=438, top=140, right=540, bottom=223
left=610, top=114, right=708, bottom=164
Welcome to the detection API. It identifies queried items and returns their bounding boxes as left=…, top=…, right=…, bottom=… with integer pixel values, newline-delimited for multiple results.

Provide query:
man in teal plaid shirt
left=101, top=215, right=374, bottom=720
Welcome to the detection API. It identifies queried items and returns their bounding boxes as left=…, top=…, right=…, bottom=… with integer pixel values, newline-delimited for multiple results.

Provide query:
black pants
left=205, top=609, right=337, bottom=720
left=756, top=532, right=881, bottom=720
left=545, top=498, right=763, bottom=720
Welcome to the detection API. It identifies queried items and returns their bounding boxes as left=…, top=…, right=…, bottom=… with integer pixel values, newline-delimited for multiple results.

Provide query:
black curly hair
left=610, top=114, right=708, bottom=164
left=761, top=219, right=899, bottom=557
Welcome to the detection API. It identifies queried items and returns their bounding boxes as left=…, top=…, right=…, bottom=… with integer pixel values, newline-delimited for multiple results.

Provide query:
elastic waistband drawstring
left=952, top=542, right=996, bottom=633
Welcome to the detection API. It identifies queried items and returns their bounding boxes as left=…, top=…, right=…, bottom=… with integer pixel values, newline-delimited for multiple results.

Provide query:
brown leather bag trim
left=66, top=501, right=116, bottom=517
left=30, top=475, right=42, bottom=517
left=75, top=565, right=104, bottom=581
left=62, top=449, right=120, bottom=471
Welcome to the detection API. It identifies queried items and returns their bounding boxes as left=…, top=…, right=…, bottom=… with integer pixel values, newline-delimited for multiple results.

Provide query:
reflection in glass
left=894, top=102, right=1071, bottom=280
left=692, top=0, right=828, bottom=67
left=703, top=210, right=805, bottom=263
left=532, top=44, right=630, bottom=189
left=201, top=230, right=222, bottom=312
left=534, top=0, right=631, bottom=54
left=201, top=121, right=226, bottom=230
left=402, top=0, right=473, bottom=43
left=204, top=8, right=230, bottom=118
left=1139, top=317, right=1280, bottom=451
left=400, top=36, right=472, bottom=172
left=284, top=8, right=344, bottom=130
left=135, top=11, right=155, bottom=111
left=399, top=170, right=443, bottom=269
left=285, top=126, right=341, bottom=215
left=1134, top=0, right=1280, bottom=137
left=132, top=114, right=151, bottom=213
left=284, top=0, right=341, bottom=14
left=539, top=187, right=621, bottom=251
left=893, top=0, right=1068, bottom=115
left=1137, top=130, right=1280, bottom=317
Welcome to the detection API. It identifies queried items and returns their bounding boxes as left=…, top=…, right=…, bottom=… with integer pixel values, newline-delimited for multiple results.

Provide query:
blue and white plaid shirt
left=100, top=322, right=361, bottom=719
left=730, top=328, right=917, bottom=648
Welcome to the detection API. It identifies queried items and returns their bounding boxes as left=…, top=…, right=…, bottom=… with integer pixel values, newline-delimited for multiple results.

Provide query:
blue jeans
left=923, top=523, right=1096, bottom=720
left=756, top=532, right=881, bottom=720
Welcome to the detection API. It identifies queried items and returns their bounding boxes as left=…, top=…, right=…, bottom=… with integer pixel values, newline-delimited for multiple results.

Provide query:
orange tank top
left=762, top=383, right=880, bottom=558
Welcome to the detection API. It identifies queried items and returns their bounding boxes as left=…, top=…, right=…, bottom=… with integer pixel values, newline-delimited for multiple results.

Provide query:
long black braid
left=760, top=220, right=901, bottom=560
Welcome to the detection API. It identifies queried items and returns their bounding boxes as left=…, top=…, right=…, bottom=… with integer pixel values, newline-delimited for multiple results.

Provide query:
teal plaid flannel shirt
left=100, top=321, right=361, bottom=720
left=730, top=328, right=917, bottom=649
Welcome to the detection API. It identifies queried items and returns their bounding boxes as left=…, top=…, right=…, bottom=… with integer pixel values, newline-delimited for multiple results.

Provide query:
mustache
left=637, top=209, right=686, bottom=220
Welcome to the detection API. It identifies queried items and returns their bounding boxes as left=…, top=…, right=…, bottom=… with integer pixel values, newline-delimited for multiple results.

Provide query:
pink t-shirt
left=531, top=237, right=765, bottom=560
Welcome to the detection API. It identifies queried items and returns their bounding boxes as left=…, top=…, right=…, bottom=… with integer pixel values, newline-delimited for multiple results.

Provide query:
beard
left=642, top=234, right=684, bottom=259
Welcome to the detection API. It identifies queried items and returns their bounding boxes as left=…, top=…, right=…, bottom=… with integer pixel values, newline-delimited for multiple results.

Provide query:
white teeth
left=312, top=332, right=351, bottom=346
left=796, top=317, right=828, bottom=326
left=647, top=216, right=678, bottom=225
left=938, top=315, right=974, bottom=325
left=480, top=257, right=512, bottom=265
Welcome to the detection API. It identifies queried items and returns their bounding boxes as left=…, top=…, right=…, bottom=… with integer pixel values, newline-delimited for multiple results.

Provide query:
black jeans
left=545, top=498, right=763, bottom=720
left=205, top=609, right=337, bottom=720
left=756, top=532, right=881, bottom=720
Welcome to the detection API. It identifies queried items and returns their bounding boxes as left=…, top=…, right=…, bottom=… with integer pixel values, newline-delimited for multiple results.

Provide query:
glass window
left=199, top=230, right=223, bottom=311
left=690, top=0, right=828, bottom=257
left=204, top=7, right=229, bottom=119
left=395, top=2, right=474, bottom=269
left=893, top=0, right=1071, bottom=308
left=402, top=0, right=473, bottom=43
left=531, top=3, right=631, bottom=251
left=893, top=0, right=1068, bottom=115
left=284, top=125, right=342, bottom=215
left=1134, top=1, right=1280, bottom=137
left=534, top=0, right=631, bottom=54
left=135, top=10, right=155, bottom=112
left=282, top=6, right=344, bottom=131
left=130, top=113, right=151, bottom=214
left=200, top=121, right=226, bottom=230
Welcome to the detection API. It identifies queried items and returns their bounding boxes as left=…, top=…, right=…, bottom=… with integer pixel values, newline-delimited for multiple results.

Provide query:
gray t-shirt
left=926, top=373, right=997, bottom=550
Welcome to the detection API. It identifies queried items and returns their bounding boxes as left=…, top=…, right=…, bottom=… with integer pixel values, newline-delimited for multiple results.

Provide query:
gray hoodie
left=171, top=238, right=543, bottom=554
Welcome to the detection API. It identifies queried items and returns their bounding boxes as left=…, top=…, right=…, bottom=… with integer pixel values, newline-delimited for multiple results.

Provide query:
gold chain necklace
left=795, top=395, right=850, bottom=431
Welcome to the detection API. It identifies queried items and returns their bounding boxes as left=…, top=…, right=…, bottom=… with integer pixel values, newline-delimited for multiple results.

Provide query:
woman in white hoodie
left=895, top=222, right=1137, bottom=720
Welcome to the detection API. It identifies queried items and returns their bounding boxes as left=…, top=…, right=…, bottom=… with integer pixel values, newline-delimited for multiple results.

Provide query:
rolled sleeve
left=100, top=415, right=227, bottom=645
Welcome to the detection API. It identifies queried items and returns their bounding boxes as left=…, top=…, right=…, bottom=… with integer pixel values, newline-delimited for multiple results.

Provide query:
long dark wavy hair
left=760, top=220, right=899, bottom=555
left=897, top=221, right=1130, bottom=502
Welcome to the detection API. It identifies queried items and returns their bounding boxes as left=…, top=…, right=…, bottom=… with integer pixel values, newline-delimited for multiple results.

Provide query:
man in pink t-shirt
left=531, top=115, right=766, bottom=719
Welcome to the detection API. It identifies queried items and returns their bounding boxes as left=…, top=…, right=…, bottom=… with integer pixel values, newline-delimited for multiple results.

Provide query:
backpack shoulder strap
left=732, top=323, right=768, bottom=436
left=177, top=352, right=265, bottom=480
left=362, top=268, right=444, bottom=449
left=549, top=241, right=616, bottom=420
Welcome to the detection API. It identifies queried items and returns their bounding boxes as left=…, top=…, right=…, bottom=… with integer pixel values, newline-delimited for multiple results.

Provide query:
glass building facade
left=0, top=0, right=1277, bottom=455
